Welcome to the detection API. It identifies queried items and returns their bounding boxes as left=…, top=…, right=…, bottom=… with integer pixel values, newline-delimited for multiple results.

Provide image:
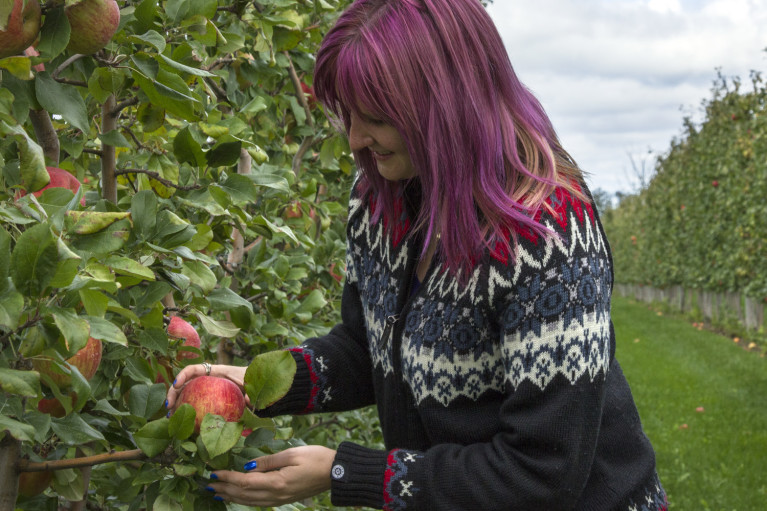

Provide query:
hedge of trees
left=602, top=69, right=767, bottom=304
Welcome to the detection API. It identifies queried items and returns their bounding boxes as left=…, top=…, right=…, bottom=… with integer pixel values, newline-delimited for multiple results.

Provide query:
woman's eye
left=366, top=117, right=385, bottom=126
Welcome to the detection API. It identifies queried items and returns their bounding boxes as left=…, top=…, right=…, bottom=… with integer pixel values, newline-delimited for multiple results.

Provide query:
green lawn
left=612, top=296, right=767, bottom=511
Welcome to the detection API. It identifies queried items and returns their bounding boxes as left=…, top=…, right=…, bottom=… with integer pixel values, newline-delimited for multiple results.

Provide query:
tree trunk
left=0, top=436, right=21, bottom=511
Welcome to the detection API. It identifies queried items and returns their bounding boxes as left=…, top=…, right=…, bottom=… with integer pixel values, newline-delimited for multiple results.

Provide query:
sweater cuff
left=330, top=442, right=388, bottom=509
left=256, top=349, right=314, bottom=416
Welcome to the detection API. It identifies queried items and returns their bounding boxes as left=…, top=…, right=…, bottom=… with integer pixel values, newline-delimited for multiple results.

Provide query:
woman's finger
left=166, top=364, right=206, bottom=409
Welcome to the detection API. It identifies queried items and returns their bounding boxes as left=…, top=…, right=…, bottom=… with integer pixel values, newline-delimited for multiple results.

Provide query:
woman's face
left=348, top=110, right=417, bottom=181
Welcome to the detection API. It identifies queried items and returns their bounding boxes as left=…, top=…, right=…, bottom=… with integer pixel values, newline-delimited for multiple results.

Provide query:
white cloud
left=486, top=0, right=767, bottom=193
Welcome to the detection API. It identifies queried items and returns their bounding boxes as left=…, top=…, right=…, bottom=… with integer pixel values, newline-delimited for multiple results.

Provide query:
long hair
left=314, top=0, right=584, bottom=277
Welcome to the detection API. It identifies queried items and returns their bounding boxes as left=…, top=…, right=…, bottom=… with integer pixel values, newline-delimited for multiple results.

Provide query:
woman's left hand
left=204, top=445, right=336, bottom=506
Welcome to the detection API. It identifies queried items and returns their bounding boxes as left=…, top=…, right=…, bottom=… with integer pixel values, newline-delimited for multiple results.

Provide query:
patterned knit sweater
left=260, top=181, right=667, bottom=510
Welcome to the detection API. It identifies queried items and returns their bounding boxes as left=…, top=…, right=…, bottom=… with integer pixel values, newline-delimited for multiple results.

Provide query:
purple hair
left=314, top=0, right=582, bottom=277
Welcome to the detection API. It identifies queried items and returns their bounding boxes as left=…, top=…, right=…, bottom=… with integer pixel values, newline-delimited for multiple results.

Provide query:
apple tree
left=0, top=1, right=381, bottom=510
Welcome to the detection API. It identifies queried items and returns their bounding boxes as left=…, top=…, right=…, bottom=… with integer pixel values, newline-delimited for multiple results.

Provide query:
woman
left=167, top=0, right=667, bottom=509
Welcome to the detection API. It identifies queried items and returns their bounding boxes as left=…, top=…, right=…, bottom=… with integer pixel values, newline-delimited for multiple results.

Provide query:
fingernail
left=173, top=379, right=177, bottom=386
left=165, top=400, right=169, bottom=408
left=166, top=411, right=171, bottom=418
left=244, top=461, right=257, bottom=471
left=213, top=496, right=223, bottom=502
left=205, top=486, right=215, bottom=492
left=209, top=473, right=218, bottom=480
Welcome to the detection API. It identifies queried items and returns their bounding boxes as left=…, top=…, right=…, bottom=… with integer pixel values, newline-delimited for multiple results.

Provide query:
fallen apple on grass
left=176, top=376, right=245, bottom=433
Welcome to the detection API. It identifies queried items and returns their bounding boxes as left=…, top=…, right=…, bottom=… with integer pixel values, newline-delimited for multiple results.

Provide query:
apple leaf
left=0, top=287, right=23, bottom=329
left=36, top=6, right=70, bottom=59
left=0, top=414, right=36, bottom=442
left=195, top=311, right=240, bottom=338
left=132, top=190, right=159, bottom=242
left=0, top=120, right=48, bottom=192
left=180, top=260, right=216, bottom=294
left=50, top=308, right=89, bottom=355
left=153, top=494, right=183, bottom=511
left=52, top=468, right=84, bottom=502
left=35, top=72, right=90, bottom=135
left=0, top=56, right=33, bottom=80
left=0, top=368, right=40, bottom=397
left=103, top=255, right=155, bottom=281
left=51, top=414, right=106, bottom=445
left=87, top=316, right=128, bottom=345
left=244, top=351, right=297, bottom=410
left=134, top=418, right=171, bottom=458
left=10, top=223, right=59, bottom=297
left=199, top=414, right=243, bottom=459
left=128, top=383, right=167, bottom=420
left=169, top=403, right=196, bottom=441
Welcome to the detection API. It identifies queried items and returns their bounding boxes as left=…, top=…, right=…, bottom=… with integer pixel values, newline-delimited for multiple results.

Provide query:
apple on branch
left=65, top=0, right=120, bottom=55
left=176, top=376, right=246, bottom=433
left=167, top=316, right=201, bottom=361
left=32, top=336, right=103, bottom=389
left=17, top=470, right=53, bottom=498
left=0, top=0, right=42, bottom=59
left=16, top=166, right=87, bottom=206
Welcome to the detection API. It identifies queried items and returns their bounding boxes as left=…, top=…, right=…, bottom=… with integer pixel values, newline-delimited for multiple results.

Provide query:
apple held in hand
left=177, top=376, right=246, bottom=433
left=0, top=0, right=42, bottom=59
left=167, top=316, right=201, bottom=361
left=33, top=336, right=102, bottom=388
left=65, top=0, right=120, bottom=55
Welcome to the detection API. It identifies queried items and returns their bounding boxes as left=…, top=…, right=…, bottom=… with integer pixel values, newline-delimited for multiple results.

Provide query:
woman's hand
left=166, top=364, right=248, bottom=410
left=204, top=446, right=336, bottom=506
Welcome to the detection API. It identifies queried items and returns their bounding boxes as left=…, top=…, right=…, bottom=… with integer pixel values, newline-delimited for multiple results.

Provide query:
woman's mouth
left=372, top=151, right=393, bottom=161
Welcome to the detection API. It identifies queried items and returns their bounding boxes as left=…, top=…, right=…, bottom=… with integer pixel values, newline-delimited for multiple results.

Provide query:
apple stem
left=0, top=436, right=21, bottom=511
left=28, top=110, right=59, bottom=165
left=101, top=95, right=118, bottom=203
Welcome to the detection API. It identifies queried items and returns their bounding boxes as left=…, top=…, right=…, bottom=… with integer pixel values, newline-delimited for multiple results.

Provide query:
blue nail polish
left=205, top=486, right=215, bottom=492
left=244, top=461, right=257, bottom=471
left=209, top=473, right=218, bottom=480
left=165, top=399, right=169, bottom=408
left=213, top=496, right=223, bottom=502
left=166, top=411, right=171, bottom=418
left=173, top=379, right=177, bottom=386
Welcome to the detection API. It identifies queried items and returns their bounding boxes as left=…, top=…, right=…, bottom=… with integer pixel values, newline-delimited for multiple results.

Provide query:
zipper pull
left=378, top=314, right=400, bottom=348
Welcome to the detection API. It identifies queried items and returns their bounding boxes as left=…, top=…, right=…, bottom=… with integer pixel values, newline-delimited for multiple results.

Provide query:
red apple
left=176, top=376, right=245, bottom=433
left=17, top=470, right=53, bottom=498
left=0, top=0, right=41, bottom=59
left=712, top=180, right=719, bottom=188
left=301, top=82, right=316, bottom=108
left=16, top=166, right=86, bottom=206
left=24, top=45, right=44, bottom=72
left=65, top=0, right=120, bottom=55
left=37, top=396, right=68, bottom=418
left=167, top=316, right=201, bottom=361
left=33, top=336, right=102, bottom=388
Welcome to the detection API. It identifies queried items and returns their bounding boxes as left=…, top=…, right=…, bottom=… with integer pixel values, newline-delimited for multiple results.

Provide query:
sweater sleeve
left=257, top=278, right=376, bottom=416
left=330, top=191, right=620, bottom=510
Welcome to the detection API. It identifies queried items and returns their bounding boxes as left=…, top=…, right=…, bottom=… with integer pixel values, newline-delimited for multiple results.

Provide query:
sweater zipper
left=378, top=314, right=400, bottom=349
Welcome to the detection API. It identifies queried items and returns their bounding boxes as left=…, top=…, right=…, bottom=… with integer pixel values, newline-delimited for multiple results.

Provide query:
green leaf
left=24, top=410, right=52, bottom=443
left=129, top=30, right=167, bottom=52
left=0, top=120, right=48, bottom=192
left=104, top=255, right=156, bottom=281
left=93, top=399, right=130, bottom=417
left=87, top=316, right=128, bottom=345
left=132, top=190, right=158, bottom=241
left=51, top=309, right=90, bottom=355
left=51, top=414, right=106, bottom=444
left=129, top=383, right=167, bottom=419
left=180, top=260, right=216, bottom=294
left=153, top=494, right=183, bottom=511
left=52, top=468, right=84, bottom=501
left=10, top=223, right=59, bottom=297
left=206, top=140, right=242, bottom=167
left=244, top=351, right=297, bottom=410
left=168, top=403, right=196, bottom=441
left=158, top=54, right=214, bottom=77
left=79, top=288, right=109, bottom=317
left=214, top=174, right=259, bottom=205
left=199, top=414, right=243, bottom=459
left=35, top=72, right=90, bottom=134
left=99, top=129, right=131, bottom=148
left=173, top=126, right=206, bottom=168
left=36, top=6, right=71, bottom=59
left=0, top=368, right=41, bottom=397
left=195, top=312, right=240, bottom=338
left=207, top=287, right=253, bottom=314
left=0, top=228, right=11, bottom=292
left=69, top=219, right=131, bottom=255
left=0, top=414, right=36, bottom=441
left=135, top=418, right=172, bottom=458
left=0, top=56, right=32, bottom=80
left=0, top=287, right=23, bottom=329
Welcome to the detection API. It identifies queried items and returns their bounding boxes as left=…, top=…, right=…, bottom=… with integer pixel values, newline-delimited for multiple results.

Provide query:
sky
left=486, top=0, right=767, bottom=195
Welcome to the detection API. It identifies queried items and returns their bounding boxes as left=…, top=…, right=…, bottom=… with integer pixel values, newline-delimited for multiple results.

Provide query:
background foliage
left=1, top=1, right=385, bottom=509
left=602, top=69, right=767, bottom=301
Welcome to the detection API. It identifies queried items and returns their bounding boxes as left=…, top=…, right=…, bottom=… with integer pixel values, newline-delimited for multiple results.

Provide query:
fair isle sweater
left=260, top=181, right=667, bottom=511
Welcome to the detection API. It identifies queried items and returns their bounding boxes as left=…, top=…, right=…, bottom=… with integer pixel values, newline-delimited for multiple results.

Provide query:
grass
left=612, top=296, right=767, bottom=511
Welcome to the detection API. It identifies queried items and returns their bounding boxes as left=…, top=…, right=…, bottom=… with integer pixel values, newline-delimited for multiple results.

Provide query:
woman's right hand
left=166, top=364, right=249, bottom=411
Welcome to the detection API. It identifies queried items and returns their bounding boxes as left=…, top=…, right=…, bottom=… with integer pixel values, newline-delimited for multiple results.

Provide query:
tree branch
left=52, top=54, right=87, bottom=80
left=16, top=448, right=176, bottom=473
left=101, top=95, right=118, bottom=203
left=114, top=169, right=202, bottom=190
left=112, top=97, right=139, bottom=116
left=28, top=110, right=60, bottom=164
left=283, top=51, right=316, bottom=176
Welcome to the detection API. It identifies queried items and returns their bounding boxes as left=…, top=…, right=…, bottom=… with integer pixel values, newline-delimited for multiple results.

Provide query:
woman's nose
left=348, top=115, right=372, bottom=151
